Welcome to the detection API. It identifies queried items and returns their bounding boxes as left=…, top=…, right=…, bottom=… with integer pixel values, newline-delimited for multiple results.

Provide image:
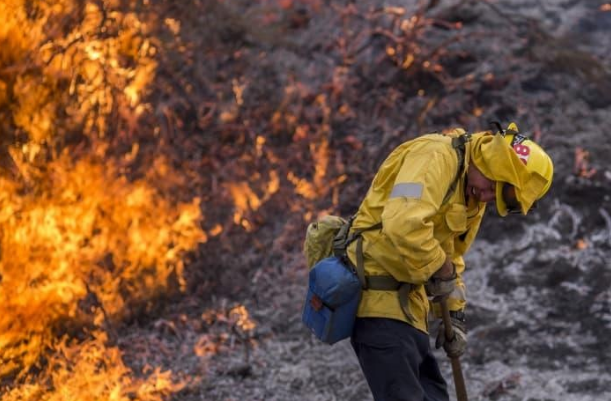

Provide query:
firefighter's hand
left=425, top=260, right=456, bottom=298
left=435, top=316, right=467, bottom=358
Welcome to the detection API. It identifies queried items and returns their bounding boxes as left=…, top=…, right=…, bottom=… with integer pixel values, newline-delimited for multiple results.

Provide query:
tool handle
left=440, top=299, right=469, bottom=401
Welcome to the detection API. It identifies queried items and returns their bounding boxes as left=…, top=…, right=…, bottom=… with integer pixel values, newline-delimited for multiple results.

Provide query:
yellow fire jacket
left=347, top=130, right=486, bottom=334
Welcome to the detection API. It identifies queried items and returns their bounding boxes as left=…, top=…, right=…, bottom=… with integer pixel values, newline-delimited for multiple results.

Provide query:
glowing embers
left=195, top=304, right=257, bottom=358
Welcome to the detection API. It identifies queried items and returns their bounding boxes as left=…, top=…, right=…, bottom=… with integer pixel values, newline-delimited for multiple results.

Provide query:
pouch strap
left=398, top=283, right=416, bottom=324
left=355, top=235, right=367, bottom=289
left=346, top=221, right=382, bottom=289
left=443, top=133, right=471, bottom=204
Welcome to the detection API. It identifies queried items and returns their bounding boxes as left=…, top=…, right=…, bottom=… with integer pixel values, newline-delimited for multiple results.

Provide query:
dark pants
left=351, top=318, right=449, bottom=401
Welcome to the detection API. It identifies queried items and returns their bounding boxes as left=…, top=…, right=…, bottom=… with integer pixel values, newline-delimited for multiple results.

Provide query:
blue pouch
left=301, top=256, right=361, bottom=344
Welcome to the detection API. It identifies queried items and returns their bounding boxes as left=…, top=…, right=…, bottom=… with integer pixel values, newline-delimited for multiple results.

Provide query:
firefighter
left=346, top=124, right=554, bottom=401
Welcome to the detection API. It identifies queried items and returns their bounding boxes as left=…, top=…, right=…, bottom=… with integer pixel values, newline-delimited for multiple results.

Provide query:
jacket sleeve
left=380, top=149, right=457, bottom=284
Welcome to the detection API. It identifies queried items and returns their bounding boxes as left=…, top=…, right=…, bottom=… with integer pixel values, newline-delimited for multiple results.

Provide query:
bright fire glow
left=1, top=3, right=192, bottom=396
left=0, top=331, right=185, bottom=401
left=229, top=305, right=257, bottom=333
left=4, top=0, right=157, bottom=149
left=0, top=153, right=206, bottom=383
left=1, top=0, right=262, bottom=397
left=227, top=169, right=280, bottom=232
left=287, top=137, right=330, bottom=200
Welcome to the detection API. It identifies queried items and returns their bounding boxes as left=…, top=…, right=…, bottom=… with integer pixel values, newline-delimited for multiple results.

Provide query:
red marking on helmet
left=513, top=144, right=530, bottom=164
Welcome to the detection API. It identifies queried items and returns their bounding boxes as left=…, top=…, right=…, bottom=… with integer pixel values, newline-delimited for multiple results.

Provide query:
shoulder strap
left=442, top=133, right=471, bottom=204
left=333, top=218, right=382, bottom=289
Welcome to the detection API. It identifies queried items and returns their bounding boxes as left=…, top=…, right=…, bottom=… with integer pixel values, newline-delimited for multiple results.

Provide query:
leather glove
left=435, top=315, right=467, bottom=358
left=425, top=261, right=456, bottom=299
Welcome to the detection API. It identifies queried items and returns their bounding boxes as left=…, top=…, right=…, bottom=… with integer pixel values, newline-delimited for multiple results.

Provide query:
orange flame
left=0, top=153, right=205, bottom=379
left=226, top=167, right=279, bottom=231
left=0, top=1, right=202, bottom=398
left=2, top=0, right=157, bottom=149
left=0, top=331, right=184, bottom=401
left=227, top=182, right=262, bottom=231
left=228, top=305, right=257, bottom=334
left=287, top=136, right=331, bottom=200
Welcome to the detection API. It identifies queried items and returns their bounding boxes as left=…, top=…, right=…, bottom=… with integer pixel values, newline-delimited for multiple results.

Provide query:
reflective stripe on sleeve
left=389, top=183, right=424, bottom=199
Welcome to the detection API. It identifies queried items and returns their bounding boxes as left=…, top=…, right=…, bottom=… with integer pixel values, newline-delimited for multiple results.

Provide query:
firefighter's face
left=466, top=164, right=496, bottom=204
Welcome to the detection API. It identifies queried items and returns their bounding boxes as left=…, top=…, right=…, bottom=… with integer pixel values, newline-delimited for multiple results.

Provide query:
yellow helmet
left=495, top=123, right=554, bottom=216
